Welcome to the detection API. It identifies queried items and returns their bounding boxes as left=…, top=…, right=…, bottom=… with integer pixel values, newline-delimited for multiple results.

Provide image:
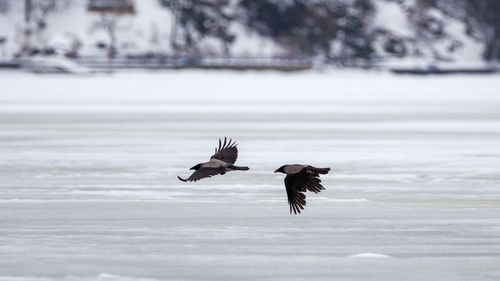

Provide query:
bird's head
left=274, top=165, right=286, bottom=174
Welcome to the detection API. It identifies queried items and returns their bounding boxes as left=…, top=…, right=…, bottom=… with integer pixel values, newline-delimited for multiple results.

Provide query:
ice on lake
left=1, top=71, right=500, bottom=280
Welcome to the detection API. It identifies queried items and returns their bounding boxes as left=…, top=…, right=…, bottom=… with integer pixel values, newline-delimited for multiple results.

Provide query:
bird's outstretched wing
left=178, top=167, right=225, bottom=182
left=284, top=169, right=325, bottom=214
left=284, top=174, right=307, bottom=214
left=210, top=137, right=238, bottom=164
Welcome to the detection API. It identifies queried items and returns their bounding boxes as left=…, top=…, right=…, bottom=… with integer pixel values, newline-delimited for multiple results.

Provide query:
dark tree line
left=160, top=0, right=234, bottom=54
left=433, top=0, right=500, bottom=61
left=159, top=0, right=500, bottom=62
left=463, top=0, right=500, bottom=61
left=240, top=0, right=374, bottom=64
left=11, top=0, right=500, bottom=61
left=161, top=0, right=374, bottom=64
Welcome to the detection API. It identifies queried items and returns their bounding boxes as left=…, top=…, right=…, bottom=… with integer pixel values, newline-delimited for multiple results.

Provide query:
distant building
left=87, top=0, right=135, bottom=14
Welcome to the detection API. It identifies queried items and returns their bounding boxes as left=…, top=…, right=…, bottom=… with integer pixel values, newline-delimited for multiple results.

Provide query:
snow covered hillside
left=0, top=0, right=494, bottom=66
left=371, top=0, right=484, bottom=67
left=0, top=0, right=283, bottom=59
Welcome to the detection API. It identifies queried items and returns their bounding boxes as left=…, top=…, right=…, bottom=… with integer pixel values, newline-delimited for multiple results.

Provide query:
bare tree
left=409, top=0, right=434, bottom=56
left=0, top=36, right=7, bottom=59
left=88, top=0, right=135, bottom=58
left=21, top=0, right=71, bottom=55
left=98, top=12, right=119, bottom=58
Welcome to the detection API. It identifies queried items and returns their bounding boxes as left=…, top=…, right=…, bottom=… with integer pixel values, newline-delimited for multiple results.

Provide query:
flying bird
left=274, top=164, right=331, bottom=214
left=178, top=137, right=249, bottom=182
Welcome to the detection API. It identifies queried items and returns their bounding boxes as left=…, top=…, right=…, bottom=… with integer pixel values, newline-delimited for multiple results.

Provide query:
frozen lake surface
left=1, top=71, right=500, bottom=280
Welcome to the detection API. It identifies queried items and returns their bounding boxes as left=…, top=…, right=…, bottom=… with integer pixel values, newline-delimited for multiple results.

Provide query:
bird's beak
left=274, top=169, right=279, bottom=173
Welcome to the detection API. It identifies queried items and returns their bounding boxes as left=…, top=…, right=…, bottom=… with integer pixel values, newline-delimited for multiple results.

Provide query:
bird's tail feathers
left=230, top=165, right=249, bottom=171
left=311, top=167, right=330, bottom=174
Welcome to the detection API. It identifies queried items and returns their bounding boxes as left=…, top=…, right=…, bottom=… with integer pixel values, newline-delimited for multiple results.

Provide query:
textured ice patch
left=83, top=274, right=161, bottom=281
left=348, top=253, right=392, bottom=259
left=257, top=197, right=369, bottom=203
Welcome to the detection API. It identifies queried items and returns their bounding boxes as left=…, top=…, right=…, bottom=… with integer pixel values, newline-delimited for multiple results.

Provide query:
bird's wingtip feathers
left=215, top=137, right=238, bottom=152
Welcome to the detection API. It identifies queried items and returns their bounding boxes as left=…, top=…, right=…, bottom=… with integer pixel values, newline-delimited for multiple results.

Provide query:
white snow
left=44, top=0, right=176, bottom=55
left=373, top=0, right=413, bottom=38
left=228, top=23, right=285, bottom=56
left=348, top=253, right=393, bottom=259
left=0, top=1, right=23, bottom=58
left=439, top=15, right=483, bottom=63
left=0, top=0, right=283, bottom=57
left=372, top=0, right=485, bottom=66
left=19, top=56, right=93, bottom=74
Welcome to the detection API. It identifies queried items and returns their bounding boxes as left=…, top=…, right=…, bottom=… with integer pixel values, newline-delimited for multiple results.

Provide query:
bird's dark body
left=178, top=137, right=249, bottom=182
left=275, top=164, right=331, bottom=214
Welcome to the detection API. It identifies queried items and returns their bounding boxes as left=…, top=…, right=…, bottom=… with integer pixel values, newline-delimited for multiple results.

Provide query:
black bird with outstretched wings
left=275, top=164, right=331, bottom=214
left=211, top=137, right=238, bottom=164
left=178, top=137, right=249, bottom=182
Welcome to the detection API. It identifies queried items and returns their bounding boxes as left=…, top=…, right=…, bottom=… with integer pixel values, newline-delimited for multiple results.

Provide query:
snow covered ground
left=0, top=0, right=283, bottom=58
left=0, top=0, right=487, bottom=64
left=1, top=71, right=500, bottom=280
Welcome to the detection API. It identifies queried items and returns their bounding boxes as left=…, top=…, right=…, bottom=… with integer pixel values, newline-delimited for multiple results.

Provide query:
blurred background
left=0, top=0, right=499, bottom=72
left=1, top=1, right=500, bottom=281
